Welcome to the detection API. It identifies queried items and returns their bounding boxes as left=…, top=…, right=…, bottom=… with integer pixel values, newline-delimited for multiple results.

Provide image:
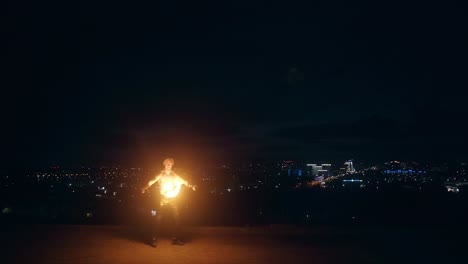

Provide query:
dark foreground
left=0, top=225, right=465, bottom=264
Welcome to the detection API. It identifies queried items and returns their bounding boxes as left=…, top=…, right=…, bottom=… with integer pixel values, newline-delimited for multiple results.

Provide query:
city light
left=343, top=179, right=363, bottom=182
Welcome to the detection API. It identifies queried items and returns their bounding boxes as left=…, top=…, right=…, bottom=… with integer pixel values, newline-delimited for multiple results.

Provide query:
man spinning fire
left=142, top=158, right=196, bottom=247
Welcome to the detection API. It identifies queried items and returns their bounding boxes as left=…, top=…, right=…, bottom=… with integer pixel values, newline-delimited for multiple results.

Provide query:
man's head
left=163, top=158, right=174, bottom=171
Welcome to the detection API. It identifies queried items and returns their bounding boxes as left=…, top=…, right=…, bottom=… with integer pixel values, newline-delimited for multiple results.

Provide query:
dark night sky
left=2, top=0, right=468, bottom=168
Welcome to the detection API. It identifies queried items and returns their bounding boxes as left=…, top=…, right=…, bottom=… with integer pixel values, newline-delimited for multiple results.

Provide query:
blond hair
left=163, top=158, right=174, bottom=166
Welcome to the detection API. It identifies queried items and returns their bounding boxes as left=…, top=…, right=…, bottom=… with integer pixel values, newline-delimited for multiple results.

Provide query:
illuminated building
left=307, top=164, right=331, bottom=179
left=344, top=160, right=355, bottom=173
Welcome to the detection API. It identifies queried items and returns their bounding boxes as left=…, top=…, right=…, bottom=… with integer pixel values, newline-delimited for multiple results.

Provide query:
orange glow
left=160, top=177, right=183, bottom=198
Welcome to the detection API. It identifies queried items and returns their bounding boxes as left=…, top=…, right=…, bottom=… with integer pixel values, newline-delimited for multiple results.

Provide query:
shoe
left=171, top=238, right=185, bottom=245
left=149, top=237, right=157, bottom=248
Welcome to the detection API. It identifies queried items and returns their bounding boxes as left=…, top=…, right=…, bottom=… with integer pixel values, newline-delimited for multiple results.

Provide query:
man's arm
left=142, top=174, right=161, bottom=193
left=175, top=174, right=196, bottom=191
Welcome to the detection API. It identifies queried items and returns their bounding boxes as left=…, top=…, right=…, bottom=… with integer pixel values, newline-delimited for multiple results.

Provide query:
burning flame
left=160, top=178, right=183, bottom=198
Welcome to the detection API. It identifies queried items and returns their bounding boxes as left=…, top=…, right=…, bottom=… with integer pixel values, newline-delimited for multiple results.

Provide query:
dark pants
left=152, top=197, right=181, bottom=240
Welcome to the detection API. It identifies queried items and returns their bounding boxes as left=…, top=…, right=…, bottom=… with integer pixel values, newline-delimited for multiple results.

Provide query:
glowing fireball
left=160, top=178, right=183, bottom=198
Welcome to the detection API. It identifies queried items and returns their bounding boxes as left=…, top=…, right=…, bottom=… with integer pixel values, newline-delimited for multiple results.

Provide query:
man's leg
left=169, top=202, right=184, bottom=245
left=150, top=203, right=164, bottom=247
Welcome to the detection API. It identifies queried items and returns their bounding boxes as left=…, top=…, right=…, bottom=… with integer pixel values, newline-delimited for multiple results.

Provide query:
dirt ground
left=0, top=225, right=464, bottom=264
